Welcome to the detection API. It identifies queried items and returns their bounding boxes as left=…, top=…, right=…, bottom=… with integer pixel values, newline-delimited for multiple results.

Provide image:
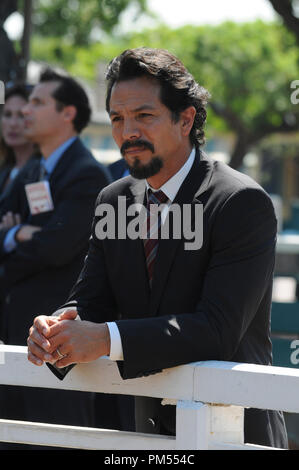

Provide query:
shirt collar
left=41, top=136, right=77, bottom=175
left=146, top=148, right=195, bottom=202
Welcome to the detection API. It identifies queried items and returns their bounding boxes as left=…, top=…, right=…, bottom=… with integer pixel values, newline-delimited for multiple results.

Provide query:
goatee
left=129, top=156, right=163, bottom=179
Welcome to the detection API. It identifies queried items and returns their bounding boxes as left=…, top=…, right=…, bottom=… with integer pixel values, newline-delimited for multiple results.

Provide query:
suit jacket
left=0, top=165, right=11, bottom=195
left=108, top=158, right=128, bottom=181
left=55, top=148, right=288, bottom=447
left=0, top=137, right=111, bottom=345
left=0, top=156, right=41, bottom=211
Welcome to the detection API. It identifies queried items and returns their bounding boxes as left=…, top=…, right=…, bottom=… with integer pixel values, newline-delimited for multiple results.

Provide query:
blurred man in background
left=0, top=69, right=115, bottom=449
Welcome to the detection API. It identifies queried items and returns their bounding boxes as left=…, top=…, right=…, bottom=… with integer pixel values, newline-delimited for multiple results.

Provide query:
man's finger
left=43, top=330, right=68, bottom=354
left=2, top=213, right=14, bottom=227
left=46, top=318, right=74, bottom=340
left=55, top=355, right=74, bottom=369
left=33, top=315, right=59, bottom=337
left=27, top=337, right=55, bottom=364
left=27, top=350, right=44, bottom=366
left=14, top=213, right=22, bottom=225
left=29, top=325, right=51, bottom=350
left=58, top=309, right=78, bottom=321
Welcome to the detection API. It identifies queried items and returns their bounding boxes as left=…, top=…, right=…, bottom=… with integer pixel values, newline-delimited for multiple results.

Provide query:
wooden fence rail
left=0, top=345, right=297, bottom=450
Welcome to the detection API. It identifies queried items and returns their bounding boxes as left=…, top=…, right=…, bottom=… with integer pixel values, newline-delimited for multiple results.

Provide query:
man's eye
left=111, top=116, right=122, bottom=123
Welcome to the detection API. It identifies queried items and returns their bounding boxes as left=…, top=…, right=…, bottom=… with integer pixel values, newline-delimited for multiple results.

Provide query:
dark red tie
left=143, top=189, right=169, bottom=286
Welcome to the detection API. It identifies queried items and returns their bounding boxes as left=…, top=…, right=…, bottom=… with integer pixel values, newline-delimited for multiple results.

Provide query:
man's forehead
left=109, top=76, right=162, bottom=110
left=30, top=81, right=59, bottom=100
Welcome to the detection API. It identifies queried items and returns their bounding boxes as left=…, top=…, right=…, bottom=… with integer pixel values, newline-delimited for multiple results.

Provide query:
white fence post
left=176, top=401, right=210, bottom=449
left=176, top=401, right=244, bottom=450
left=208, top=404, right=244, bottom=448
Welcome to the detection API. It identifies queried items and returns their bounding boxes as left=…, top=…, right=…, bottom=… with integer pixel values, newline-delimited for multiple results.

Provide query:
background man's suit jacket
left=0, top=166, right=12, bottom=195
left=58, top=149, right=287, bottom=448
left=0, top=138, right=111, bottom=344
left=0, top=138, right=113, bottom=447
left=108, top=157, right=128, bottom=181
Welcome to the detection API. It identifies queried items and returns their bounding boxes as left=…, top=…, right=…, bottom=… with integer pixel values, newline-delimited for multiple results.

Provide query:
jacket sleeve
left=45, top=190, right=118, bottom=381
left=58, top=190, right=118, bottom=324
left=0, top=175, right=26, bottom=261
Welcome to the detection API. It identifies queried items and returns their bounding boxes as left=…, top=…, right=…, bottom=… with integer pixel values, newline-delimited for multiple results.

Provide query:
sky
left=120, top=0, right=276, bottom=32
left=146, top=0, right=275, bottom=26
left=4, top=0, right=277, bottom=40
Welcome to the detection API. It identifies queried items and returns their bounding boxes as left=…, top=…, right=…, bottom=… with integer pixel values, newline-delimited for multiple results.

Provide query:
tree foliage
left=32, top=0, right=148, bottom=45
left=124, top=21, right=299, bottom=168
left=30, top=19, right=299, bottom=169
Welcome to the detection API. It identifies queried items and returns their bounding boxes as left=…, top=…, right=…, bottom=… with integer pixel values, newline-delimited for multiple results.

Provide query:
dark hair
left=0, top=84, right=31, bottom=166
left=105, top=47, right=210, bottom=147
left=39, top=68, right=91, bottom=133
left=5, top=83, right=31, bottom=103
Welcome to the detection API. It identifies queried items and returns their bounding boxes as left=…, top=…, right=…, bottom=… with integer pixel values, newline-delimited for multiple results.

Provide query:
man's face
left=109, top=76, right=190, bottom=181
left=1, top=95, right=28, bottom=148
left=22, top=81, right=64, bottom=144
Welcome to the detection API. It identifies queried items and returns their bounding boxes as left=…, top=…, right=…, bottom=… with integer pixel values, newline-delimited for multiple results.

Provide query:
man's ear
left=63, top=105, right=77, bottom=124
left=180, top=106, right=196, bottom=137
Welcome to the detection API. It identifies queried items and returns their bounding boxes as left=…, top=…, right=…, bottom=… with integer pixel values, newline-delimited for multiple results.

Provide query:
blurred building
left=259, top=133, right=299, bottom=230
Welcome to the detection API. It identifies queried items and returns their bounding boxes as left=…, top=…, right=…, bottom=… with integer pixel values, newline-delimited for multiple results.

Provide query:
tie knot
left=148, top=189, right=168, bottom=206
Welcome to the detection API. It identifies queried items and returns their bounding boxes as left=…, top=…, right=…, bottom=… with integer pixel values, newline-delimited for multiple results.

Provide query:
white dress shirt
left=107, top=148, right=196, bottom=360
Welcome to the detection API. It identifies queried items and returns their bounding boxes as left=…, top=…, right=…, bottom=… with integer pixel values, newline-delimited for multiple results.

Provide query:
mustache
left=120, top=139, right=155, bottom=156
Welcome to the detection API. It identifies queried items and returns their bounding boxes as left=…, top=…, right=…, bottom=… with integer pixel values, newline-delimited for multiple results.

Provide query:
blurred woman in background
left=0, top=84, right=35, bottom=199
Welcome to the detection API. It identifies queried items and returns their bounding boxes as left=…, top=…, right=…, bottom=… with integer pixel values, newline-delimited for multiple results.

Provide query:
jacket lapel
left=48, top=138, right=80, bottom=189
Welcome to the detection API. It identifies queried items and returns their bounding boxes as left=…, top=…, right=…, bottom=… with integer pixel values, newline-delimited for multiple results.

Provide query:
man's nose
left=122, top=118, right=141, bottom=140
left=22, top=103, right=30, bottom=115
left=9, top=115, right=20, bottom=126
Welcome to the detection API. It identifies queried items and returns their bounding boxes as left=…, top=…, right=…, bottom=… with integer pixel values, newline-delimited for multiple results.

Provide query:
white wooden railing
left=0, top=345, right=298, bottom=450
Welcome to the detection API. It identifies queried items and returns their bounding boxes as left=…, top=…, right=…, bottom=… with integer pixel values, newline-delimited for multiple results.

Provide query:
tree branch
left=209, top=101, right=248, bottom=135
left=268, top=0, right=299, bottom=46
left=210, top=100, right=299, bottom=169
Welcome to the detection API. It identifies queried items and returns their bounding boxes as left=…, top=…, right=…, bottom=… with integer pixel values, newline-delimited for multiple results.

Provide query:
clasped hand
left=0, top=211, right=21, bottom=230
left=27, top=309, right=111, bottom=368
left=0, top=211, right=41, bottom=242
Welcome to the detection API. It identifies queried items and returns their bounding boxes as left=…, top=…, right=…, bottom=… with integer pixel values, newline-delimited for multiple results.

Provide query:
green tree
left=32, top=0, right=148, bottom=46
left=31, top=36, right=125, bottom=81
left=126, top=21, right=299, bottom=168
left=30, top=20, right=299, bottom=170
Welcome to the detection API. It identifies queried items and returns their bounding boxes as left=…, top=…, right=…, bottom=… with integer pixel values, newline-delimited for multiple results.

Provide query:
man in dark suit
left=108, top=157, right=129, bottom=180
left=0, top=69, right=114, bottom=448
left=27, top=48, right=288, bottom=448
